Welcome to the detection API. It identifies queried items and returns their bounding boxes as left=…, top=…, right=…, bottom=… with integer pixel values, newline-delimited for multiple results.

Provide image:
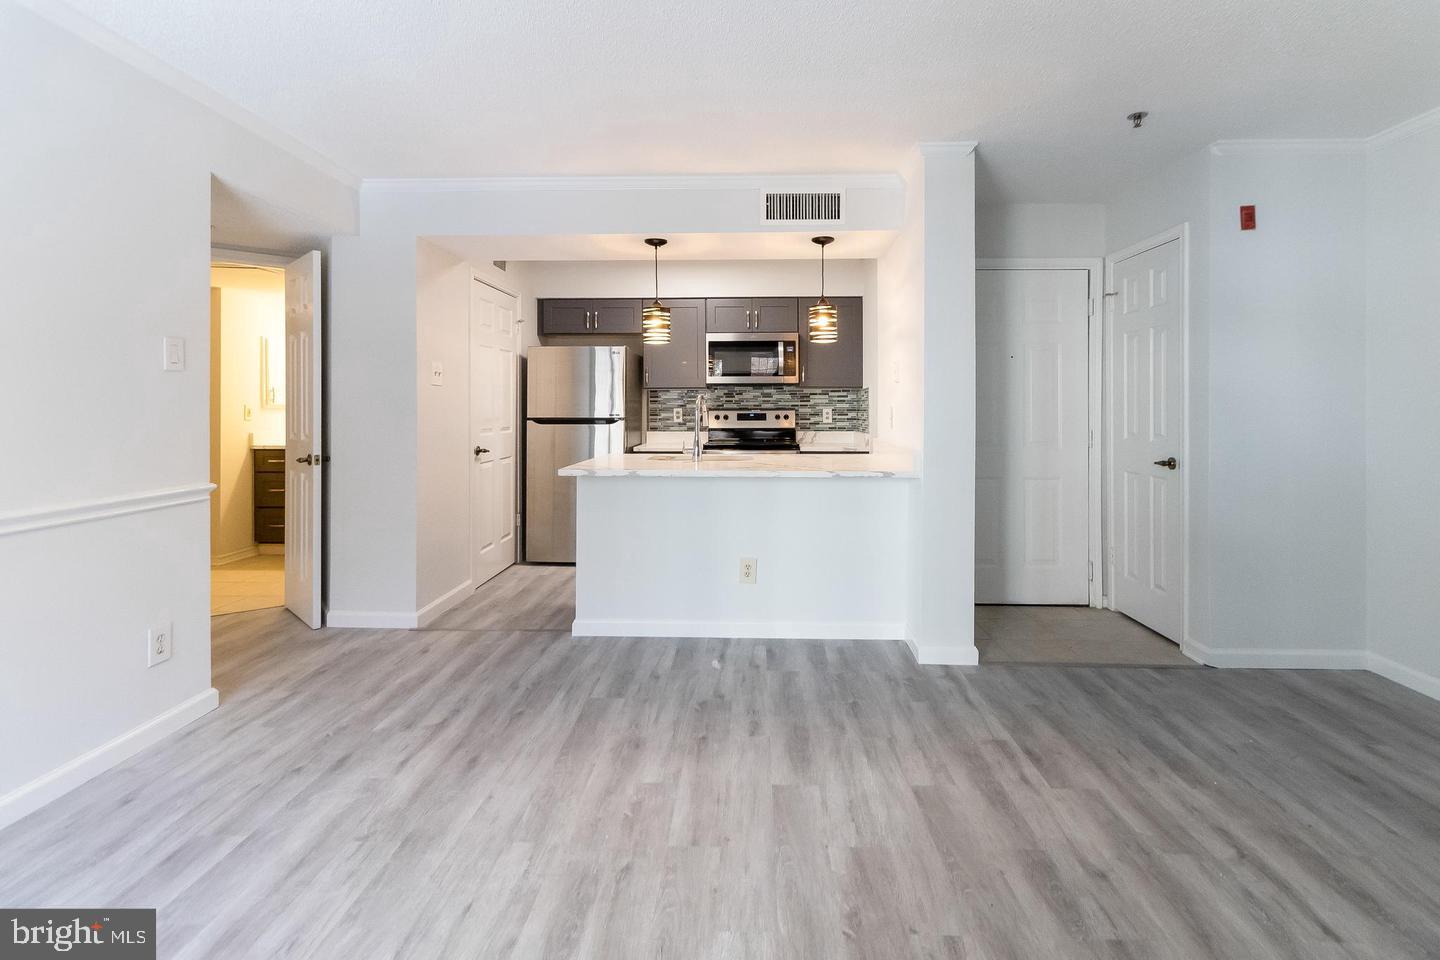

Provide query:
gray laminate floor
left=3, top=567, right=1440, bottom=959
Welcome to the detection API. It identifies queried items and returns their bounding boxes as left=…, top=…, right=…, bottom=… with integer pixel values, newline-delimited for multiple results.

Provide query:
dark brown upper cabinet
left=800, top=296, right=863, bottom=388
left=641, top=300, right=704, bottom=388
left=705, top=298, right=799, bottom=333
left=539, top=299, right=641, bottom=335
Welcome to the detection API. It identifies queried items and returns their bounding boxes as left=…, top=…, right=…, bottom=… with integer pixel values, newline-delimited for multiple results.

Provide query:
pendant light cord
left=820, top=242, right=826, bottom=298
left=654, top=245, right=660, bottom=299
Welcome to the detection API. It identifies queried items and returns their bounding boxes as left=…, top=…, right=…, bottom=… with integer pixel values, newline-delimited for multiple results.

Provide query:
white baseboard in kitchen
left=573, top=618, right=906, bottom=641
left=904, top=637, right=981, bottom=666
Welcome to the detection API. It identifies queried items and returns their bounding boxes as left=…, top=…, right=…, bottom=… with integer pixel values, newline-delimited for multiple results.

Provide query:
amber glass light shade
left=808, top=297, right=838, bottom=343
left=642, top=300, right=672, bottom=344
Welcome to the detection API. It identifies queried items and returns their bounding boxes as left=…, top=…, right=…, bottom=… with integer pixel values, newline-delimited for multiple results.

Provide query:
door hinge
left=1088, top=298, right=1096, bottom=318
left=1088, top=429, right=1094, bottom=449
left=1088, top=560, right=1094, bottom=582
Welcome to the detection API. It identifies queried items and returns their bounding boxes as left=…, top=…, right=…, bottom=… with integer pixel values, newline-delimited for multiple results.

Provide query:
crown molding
left=360, top=173, right=904, bottom=194
left=17, top=0, right=360, bottom=189
left=1367, top=106, right=1440, bottom=150
left=1209, top=139, right=1366, bottom=156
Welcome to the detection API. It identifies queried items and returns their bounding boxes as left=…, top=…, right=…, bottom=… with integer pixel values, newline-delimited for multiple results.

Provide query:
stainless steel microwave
left=705, top=333, right=800, bottom=385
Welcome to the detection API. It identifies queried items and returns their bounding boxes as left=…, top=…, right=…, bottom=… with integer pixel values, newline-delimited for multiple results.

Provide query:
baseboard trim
left=325, top=610, right=419, bottom=629
left=0, top=687, right=219, bottom=832
left=905, top=637, right=981, bottom=666
left=212, top=545, right=259, bottom=566
left=1367, top=652, right=1440, bottom=702
left=1181, top=638, right=1369, bottom=670
left=0, top=483, right=214, bottom=537
left=572, top=618, right=906, bottom=641
left=416, top=579, right=474, bottom=628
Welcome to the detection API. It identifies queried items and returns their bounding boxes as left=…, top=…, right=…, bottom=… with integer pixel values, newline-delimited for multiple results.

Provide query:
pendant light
left=642, top=238, right=671, bottom=344
left=808, top=236, right=838, bottom=344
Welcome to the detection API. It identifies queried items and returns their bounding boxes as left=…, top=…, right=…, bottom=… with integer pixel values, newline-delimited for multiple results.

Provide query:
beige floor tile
left=973, top=604, right=1197, bottom=667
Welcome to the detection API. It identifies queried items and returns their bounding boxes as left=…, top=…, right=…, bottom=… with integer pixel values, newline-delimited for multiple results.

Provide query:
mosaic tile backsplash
left=647, top=387, right=869, bottom=432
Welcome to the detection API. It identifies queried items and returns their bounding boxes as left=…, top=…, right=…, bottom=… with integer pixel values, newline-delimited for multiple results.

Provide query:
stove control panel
left=707, top=409, right=796, bottom=428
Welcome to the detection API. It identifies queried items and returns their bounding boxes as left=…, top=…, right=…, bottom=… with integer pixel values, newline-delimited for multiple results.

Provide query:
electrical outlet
left=243, top=404, right=253, bottom=422
left=147, top=620, right=173, bottom=667
left=739, top=557, right=757, bottom=584
left=672, top=407, right=684, bottom=424
left=821, top=407, right=834, bottom=424
left=430, top=361, right=444, bottom=385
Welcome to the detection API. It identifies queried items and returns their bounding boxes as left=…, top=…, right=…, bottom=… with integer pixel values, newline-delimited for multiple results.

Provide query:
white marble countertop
left=251, top=443, right=286, bottom=450
left=559, top=450, right=915, bottom=479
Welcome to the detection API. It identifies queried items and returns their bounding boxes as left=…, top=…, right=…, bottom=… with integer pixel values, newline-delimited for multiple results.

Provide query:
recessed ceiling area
left=428, top=231, right=897, bottom=263
left=58, top=0, right=1440, bottom=202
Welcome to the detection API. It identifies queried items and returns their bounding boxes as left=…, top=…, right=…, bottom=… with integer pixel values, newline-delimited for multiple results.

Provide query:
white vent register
left=763, top=191, right=843, bottom=222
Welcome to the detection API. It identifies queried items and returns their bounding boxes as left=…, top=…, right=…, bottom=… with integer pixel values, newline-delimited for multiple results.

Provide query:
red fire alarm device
left=1240, top=205, right=1257, bottom=230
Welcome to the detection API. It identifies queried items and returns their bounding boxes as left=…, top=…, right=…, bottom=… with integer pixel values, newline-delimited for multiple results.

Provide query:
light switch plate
left=162, top=337, right=185, bottom=372
left=430, top=361, right=444, bottom=386
left=672, top=408, right=684, bottom=423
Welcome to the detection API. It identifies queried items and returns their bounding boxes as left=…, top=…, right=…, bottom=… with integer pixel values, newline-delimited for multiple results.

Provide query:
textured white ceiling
left=63, top=0, right=1440, bottom=201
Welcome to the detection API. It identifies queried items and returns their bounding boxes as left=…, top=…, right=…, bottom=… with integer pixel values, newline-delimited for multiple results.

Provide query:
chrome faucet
left=692, top=393, right=707, bottom=461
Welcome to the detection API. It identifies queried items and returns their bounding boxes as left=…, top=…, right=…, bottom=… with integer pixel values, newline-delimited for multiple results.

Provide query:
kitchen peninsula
left=560, top=450, right=917, bottom=640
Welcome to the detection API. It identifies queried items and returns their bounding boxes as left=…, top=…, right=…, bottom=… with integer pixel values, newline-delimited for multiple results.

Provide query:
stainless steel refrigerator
left=524, top=346, right=642, bottom=562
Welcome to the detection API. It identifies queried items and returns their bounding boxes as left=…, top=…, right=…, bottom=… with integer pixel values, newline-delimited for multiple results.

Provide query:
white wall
left=875, top=160, right=926, bottom=453
left=1105, top=126, right=1440, bottom=690
left=211, top=266, right=286, bottom=563
left=1365, top=115, right=1440, bottom=695
left=0, top=3, right=355, bottom=827
left=415, top=241, right=474, bottom=615
left=976, top=203, right=1106, bottom=259
left=1205, top=145, right=1368, bottom=662
left=330, top=178, right=903, bottom=626
left=891, top=144, right=980, bottom=665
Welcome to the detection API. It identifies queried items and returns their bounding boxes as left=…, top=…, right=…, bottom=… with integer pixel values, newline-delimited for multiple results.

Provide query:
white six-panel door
left=976, top=268, right=1091, bottom=604
left=469, top=279, right=518, bottom=588
left=1109, top=239, right=1185, bottom=640
left=284, top=251, right=323, bottom=628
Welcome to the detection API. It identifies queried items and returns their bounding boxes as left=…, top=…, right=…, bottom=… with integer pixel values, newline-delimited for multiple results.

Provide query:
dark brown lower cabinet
left=253, top=448, right=285, bottom=544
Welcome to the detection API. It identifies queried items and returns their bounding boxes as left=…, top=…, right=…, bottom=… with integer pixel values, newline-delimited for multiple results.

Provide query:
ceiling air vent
left=763, top=191, right=843, bottom=222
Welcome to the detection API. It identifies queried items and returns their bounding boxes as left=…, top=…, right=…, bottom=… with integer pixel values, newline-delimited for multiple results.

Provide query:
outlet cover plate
left=740, top=557, right=757, bottom=584
left=148, top=620, right=173, bottom=667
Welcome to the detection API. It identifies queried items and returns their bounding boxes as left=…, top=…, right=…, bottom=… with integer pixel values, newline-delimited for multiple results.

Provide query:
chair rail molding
left=0, top=483, right=215, bottom=537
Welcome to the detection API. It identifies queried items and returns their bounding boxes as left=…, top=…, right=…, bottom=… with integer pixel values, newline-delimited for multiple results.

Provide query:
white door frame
left=211, top=246, right=293, bottom=269
left=1102, top=224, right=1191, bottom=644
left=977, top=258, right=1105, bottom=607
left=470, top=270, right=524, bottom=569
